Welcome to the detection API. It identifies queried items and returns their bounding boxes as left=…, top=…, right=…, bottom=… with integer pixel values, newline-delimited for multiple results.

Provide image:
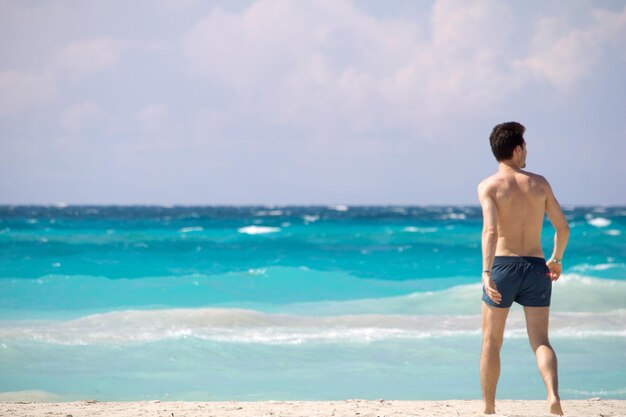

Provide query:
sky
left=1, top=0, right=625, bottom=206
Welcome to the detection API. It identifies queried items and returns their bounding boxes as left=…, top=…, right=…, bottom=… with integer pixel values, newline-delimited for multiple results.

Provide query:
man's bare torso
left=480, top=169, right=547, bottom=258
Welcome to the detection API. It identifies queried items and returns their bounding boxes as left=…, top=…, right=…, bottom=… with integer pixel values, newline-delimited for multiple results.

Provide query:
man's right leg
left=524, top=306, right=563, bottom=416
left=480, top=301, right=509, bottom=415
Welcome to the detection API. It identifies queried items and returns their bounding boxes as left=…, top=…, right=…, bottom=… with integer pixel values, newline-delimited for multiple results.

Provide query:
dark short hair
left=489, top=122, right=526, bottom=161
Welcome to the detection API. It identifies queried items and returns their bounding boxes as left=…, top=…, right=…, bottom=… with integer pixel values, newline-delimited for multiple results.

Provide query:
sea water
left=0, top=205, right=624, bottom=401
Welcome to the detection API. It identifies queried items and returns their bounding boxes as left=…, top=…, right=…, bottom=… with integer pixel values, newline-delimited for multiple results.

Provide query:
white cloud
left=53, top=36, right=128, bottom=78
left=178, top=0, right=531, bottom=133
left=137, top=104, right=170, bottom=132
left=60, top=102, right=100, bottom=132
left=181, top=1, right=422, bottom=130
left=180, top=0, right=626, bottom=135
left=1, top=35, right=128, bottom=116
left=0, top=70, right=56, bottom=116
left=378, top=0, right=521, bottom=127
left=515, top=5, right=626, bottom=89
left=123, top=104, right=186, bottom=163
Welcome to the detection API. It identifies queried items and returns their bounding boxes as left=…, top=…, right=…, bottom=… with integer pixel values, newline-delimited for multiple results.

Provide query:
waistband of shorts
left=493, top=256, right=546, bottom=265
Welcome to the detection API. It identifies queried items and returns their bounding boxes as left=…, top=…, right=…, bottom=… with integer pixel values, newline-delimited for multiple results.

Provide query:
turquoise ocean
left=0, top=205, right=624, bottom=401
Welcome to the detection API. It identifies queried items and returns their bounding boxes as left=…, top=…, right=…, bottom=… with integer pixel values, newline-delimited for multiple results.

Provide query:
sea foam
left=0, top=307, right=623, bottom=346
left=178, top=226, right=204, bottom=233
left=587, top=217, right=612, bottom=227
left=238, top=225, right=281, bottom=235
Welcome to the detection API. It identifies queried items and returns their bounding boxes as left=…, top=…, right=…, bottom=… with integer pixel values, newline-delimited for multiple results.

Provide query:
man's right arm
left=478, top=180, right=501, bottom=304
left=544, top=178, right=570, bottom=281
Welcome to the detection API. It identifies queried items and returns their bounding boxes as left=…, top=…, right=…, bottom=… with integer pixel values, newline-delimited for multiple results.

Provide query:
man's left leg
left=480, top=302, right=509, bottom=415
left=524, top=306, right=563, bottom=416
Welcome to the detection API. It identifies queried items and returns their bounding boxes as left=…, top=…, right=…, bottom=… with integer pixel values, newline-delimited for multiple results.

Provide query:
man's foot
left=548, top=395, right=563, bottom=416
left=481, top=405, right=496, bottom=415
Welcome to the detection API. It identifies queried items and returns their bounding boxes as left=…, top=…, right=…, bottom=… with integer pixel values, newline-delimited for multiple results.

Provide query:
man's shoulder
left=521, top=169, right=549, bottom=185
left=478, top=173, right=500, bottom=189
left=477, top=175, right=499, bottom=198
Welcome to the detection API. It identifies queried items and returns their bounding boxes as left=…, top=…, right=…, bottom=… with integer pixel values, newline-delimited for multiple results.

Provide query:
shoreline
left=1, top=399, right=625, bottom=417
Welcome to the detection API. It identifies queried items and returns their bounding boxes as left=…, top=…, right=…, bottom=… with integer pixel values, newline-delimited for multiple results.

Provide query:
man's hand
left=482, top=272, right=501, bottom=304
left=546, top=260, right=562, bottom=281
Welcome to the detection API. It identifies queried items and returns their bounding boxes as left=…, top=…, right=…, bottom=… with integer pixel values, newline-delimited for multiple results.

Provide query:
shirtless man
left=477, top=122, right=570, bottom=415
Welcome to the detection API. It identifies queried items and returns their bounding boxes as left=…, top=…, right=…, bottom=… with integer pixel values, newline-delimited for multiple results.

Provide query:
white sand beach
left=1, top=399, right=625, bottom=417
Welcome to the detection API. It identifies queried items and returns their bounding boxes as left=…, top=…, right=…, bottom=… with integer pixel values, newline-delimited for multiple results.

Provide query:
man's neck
left=498, top=160, right=522, bottom=172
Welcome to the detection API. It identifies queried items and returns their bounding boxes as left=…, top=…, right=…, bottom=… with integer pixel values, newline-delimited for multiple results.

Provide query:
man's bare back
left=478, top=164, right=569, bottom=279
left=479, top=167, right=549, bottom=258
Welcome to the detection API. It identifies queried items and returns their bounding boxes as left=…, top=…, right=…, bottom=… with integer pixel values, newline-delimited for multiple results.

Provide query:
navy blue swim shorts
left=482, top=256, right=552, bottom=308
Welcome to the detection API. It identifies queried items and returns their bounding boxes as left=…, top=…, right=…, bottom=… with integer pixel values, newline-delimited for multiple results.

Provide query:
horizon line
left=1, top=203, right=624, bottom=208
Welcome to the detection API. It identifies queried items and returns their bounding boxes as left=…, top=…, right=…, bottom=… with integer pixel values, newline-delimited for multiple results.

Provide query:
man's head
left=489, top=121, right=526, bottom=168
